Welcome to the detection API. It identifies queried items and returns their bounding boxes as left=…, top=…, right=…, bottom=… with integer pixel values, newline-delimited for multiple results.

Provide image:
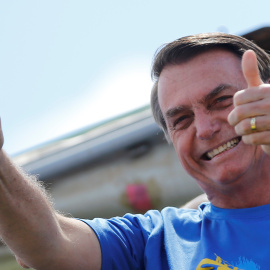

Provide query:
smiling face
left=158, top=49, right=263, bottom=198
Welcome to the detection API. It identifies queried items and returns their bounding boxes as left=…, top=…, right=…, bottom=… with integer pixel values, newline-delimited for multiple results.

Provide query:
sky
left=0, top=0, right=269, bottom=155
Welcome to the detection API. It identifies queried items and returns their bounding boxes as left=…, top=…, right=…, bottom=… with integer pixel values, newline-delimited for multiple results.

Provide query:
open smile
left=202, top=137, right=241, bottom=160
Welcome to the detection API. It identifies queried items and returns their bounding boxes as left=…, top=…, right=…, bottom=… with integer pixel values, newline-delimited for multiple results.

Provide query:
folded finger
left=235, top=115, right=270, bottom=136
left=242, top=130, right=270, bottom=146
left=228, top=99, right=267, bottom=126
left=233, top=85, right=269, bottom=106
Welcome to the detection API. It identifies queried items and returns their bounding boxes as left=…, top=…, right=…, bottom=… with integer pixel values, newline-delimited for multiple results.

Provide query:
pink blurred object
left=126, top=184, right=153, bottom=211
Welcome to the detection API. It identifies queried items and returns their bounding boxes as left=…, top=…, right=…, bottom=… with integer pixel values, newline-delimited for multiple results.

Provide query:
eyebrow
left=165, top=83, right=232, bottom=119
left=202, top=83, right=231, bottom=104
left=165, top=105, right=189, bottom=119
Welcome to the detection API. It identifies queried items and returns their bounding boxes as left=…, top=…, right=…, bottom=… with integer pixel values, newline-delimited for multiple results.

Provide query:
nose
left=195, top=111, right=221, bottom=140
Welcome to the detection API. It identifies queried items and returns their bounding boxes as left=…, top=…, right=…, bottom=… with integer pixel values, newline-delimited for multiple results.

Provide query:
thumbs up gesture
left=228, top=50, right=270, bottom=155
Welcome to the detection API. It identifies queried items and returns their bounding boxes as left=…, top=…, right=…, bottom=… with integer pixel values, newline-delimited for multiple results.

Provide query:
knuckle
left=234, top=123, right=244, bottom=135
left=233, top=90, right=245, bottom=105
left=232, top=107, right=243, bottom=122
left=241, top=135, right=249, bottom=144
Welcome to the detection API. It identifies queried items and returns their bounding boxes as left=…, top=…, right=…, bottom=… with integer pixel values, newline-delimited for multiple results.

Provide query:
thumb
left=242, top=49, right=263, bottom=87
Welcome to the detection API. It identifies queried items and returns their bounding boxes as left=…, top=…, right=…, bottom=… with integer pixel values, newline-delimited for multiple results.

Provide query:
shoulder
left=160, top=204, right=206, bottom=224
left=79, top=205, right=208, bottom=241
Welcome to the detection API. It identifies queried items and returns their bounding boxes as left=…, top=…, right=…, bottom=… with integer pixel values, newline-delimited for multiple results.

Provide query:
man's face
left=158, top=49, right=262, bottom=193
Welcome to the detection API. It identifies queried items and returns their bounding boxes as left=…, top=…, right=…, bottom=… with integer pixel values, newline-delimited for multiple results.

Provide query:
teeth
left=206, top=138, right=240, bottom=160
left=218, top=146, right=224, bottom=152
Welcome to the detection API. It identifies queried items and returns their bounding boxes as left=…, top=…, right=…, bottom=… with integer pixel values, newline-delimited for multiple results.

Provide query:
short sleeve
left=80, top=212, right=160, bottom=270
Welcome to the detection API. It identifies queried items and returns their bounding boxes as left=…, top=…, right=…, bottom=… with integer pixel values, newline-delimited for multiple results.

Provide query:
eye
left=171, top=114, right=193, bottom=131
left=210, top=95, right=233, bottom=110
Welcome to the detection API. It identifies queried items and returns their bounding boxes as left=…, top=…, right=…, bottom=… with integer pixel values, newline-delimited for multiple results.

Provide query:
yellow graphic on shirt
left=196, top=254, right=240, bottom=270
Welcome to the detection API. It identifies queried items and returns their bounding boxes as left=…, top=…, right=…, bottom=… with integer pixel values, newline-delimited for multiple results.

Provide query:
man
left=1, top=32, right=270, bottom=269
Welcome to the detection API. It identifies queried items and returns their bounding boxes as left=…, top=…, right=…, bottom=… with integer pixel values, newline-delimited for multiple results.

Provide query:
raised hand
left=228, top=50, right=270, bottom=155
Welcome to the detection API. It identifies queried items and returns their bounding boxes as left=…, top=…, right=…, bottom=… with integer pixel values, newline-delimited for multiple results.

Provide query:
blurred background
left=1, top=1, right=270, bottom=269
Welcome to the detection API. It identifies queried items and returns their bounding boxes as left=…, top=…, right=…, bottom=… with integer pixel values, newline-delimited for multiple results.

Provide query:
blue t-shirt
left=81, top=203, right=270, bottom=269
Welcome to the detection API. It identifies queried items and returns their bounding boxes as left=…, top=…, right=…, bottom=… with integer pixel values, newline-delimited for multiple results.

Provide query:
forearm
left=0, top=149, right=63, bottom=268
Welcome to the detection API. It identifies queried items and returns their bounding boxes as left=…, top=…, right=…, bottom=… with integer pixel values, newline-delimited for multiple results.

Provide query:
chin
left=189, top=164, right=252, bottom=192
left=209, top=165, right=253, bottom=188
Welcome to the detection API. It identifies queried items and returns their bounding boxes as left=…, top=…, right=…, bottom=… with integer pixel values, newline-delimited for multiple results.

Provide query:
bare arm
left=0, top=121, right=101, bottom=269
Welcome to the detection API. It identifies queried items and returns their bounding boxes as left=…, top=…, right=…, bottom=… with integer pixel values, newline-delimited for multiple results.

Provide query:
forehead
left=158, top=49, right=244, bottom=112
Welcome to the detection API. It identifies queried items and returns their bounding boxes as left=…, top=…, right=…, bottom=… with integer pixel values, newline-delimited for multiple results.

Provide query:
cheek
left=172, top=134, right=193, bottom=167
